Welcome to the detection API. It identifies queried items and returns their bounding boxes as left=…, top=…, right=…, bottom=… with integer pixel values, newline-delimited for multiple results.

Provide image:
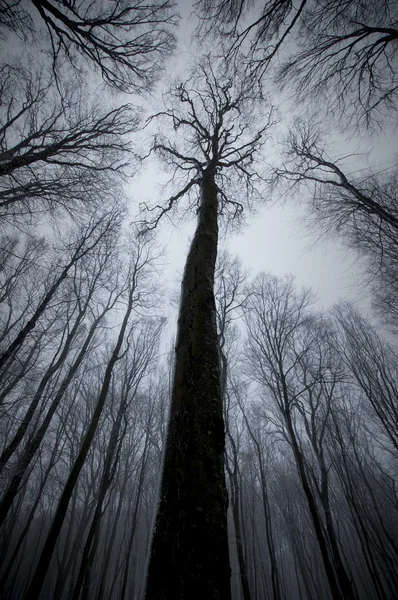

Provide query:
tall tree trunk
left=119, top=433, right=150, bottom=600
left=240, top=403, right=281, bottom=600
left=220, top=328, right=251, bottom=600
left=145, top=166, right=231, bottom=599
left=0, top=437, right=59, bottom=595
left=319, top=465, right=357, bottom=600
left=225, top=438, right=252, bottom=600
left=24, top=279, right=135, bottom=600
left=284, top=408, right=343, bottom=600
left=0, top=294, right=91, bottom=472
left=0, top=218, right=107, bottom=371
left=73, top=404, right=128, bottom=600
left=304, top=413, right=357, bottom=600
left=95, top=474, right=129, bottom=600
left=0, top=312, right=105, bottom=526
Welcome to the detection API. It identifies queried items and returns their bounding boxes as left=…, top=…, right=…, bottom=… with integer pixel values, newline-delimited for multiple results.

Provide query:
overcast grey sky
left=126, top=0, right=398, bottom=322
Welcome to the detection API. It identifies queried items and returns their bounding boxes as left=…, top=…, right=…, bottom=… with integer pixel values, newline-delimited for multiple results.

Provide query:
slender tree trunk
left=53, top=485, right=82, bottom=600
left=0, top=298, right=90, bottom=472
left=0, top=330, right=45, bottom=406
left=224, top=420, right=252, bottom=600
left=3, top=531, right=29, bottom=600
left=0, top=255, right=77, bottom=370
left=243, top=415, right=281, bottom=600
left=24, top=281, right=135, bottom=600
left=95, top=474, right=129, bottom=600
left=227, top=457, right=252, bottom=600
left=120, top=435, right=150, bottom=600
left=306, top=422, right=357, bottom=600
left=73, top=406, right=127, bottom=600
left=319, top=467, right=357, bottom=600
left=0, top=440, right=58, bottom=594
left=0, top=314, right=105, bottom=526
left=145, top=166, right=231, bottom=599
left=284, top=408, right=343, bottom=600
left=220, top=336, right=251, bottom=600
left=0, top=214, right=115, bottom=371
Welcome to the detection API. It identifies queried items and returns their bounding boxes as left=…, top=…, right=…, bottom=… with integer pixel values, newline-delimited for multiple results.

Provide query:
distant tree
left=334, top=303, right=398, bottom=454
left=235, top=382, right=282, bottom=600
left=71, top=319, right=163, bottom=600
left=244, top=273, right=356, bottom=600
left=143, top=59, right=272, bottom=599
left=0, top=207, right=123, bottom=372
left=0, top=233, right=48, bottom=398
left=328, top=390, right=398, bottom=599
left=215, top=251, right=248, bottom=398
left=1, top=0, right=178, bottom=92
left=214, top=253, right=252, bottom=600
left=24, top=230, right=160, bottom=600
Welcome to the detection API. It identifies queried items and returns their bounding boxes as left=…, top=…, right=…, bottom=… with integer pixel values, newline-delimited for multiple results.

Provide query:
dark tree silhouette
left=244, top=274, right=356, bottom=600
left=143, top=60, right=271, bottom=599
left=215, top=253, right=252, bottom=600
left=0, top=64, right=138, bottom=220
left=0, top=208, right=122, bottom=372
left=275, top=122, right=398, bottom=327
left=196, top=0, right=398, bottom=125
left=1, top=0, right=178, bottom=92
left=24, top=232, right=160, bottom=600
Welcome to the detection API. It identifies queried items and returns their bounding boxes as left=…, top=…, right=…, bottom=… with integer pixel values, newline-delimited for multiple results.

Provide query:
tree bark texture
left=145, top=167, right=231, bottom=599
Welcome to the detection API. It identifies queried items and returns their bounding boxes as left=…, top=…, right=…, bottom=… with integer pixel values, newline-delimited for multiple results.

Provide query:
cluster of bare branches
left=0, top=211, right=165, bottom=600
left=273, top=122, right=398, bottom=329
left=1, top=0, right=178, bottom=92
left=141, top=59, right=273, bottom=231
left=0, top=0, right=178, bottom=225
left=196, top=0, right=398, bottom=126
left=280, top=0, right=398, bottom=126
left=0, top=63, right=140, bottom=221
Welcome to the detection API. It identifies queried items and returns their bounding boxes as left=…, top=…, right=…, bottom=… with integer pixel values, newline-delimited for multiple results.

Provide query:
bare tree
left=0, top=63, right=139, bottom=220
left=70, top=319, right=164, bottom=600
left=1, top=0, right=177, bottom=92
left=274, top=122, right=398, bottom=327
left=328, top=391, right=398, bottom=599
left=235, top=383, right=282, bottom=600
left=214, top=253, right=253, bottom=600
left=215, top=252, right=248, bottom=398
left=0, top=233, right=49, bottom=404
left=278, top=0, right=398, bottom=126
left=276, top=124, right=398, bottom=232
left=0, top=207, right=123, bottom=371
left=143, top=60, right=272, bottom=599
left=24, top=230, right=161, bottom=600
left=0, top=220, right=127, bottom=531
left=334, top=303, right=398, bottom=454
left=243, top=273, right=356, bottom=600
left=196, top=0, right=398, bottom=126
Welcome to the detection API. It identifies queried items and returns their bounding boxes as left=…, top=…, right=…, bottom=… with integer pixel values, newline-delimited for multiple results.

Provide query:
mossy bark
left=145, top=166, right=231, bottom=599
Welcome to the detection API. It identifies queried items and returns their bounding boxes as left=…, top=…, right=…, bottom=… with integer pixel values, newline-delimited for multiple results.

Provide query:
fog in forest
left=0, top=1, right=397, bottom=599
